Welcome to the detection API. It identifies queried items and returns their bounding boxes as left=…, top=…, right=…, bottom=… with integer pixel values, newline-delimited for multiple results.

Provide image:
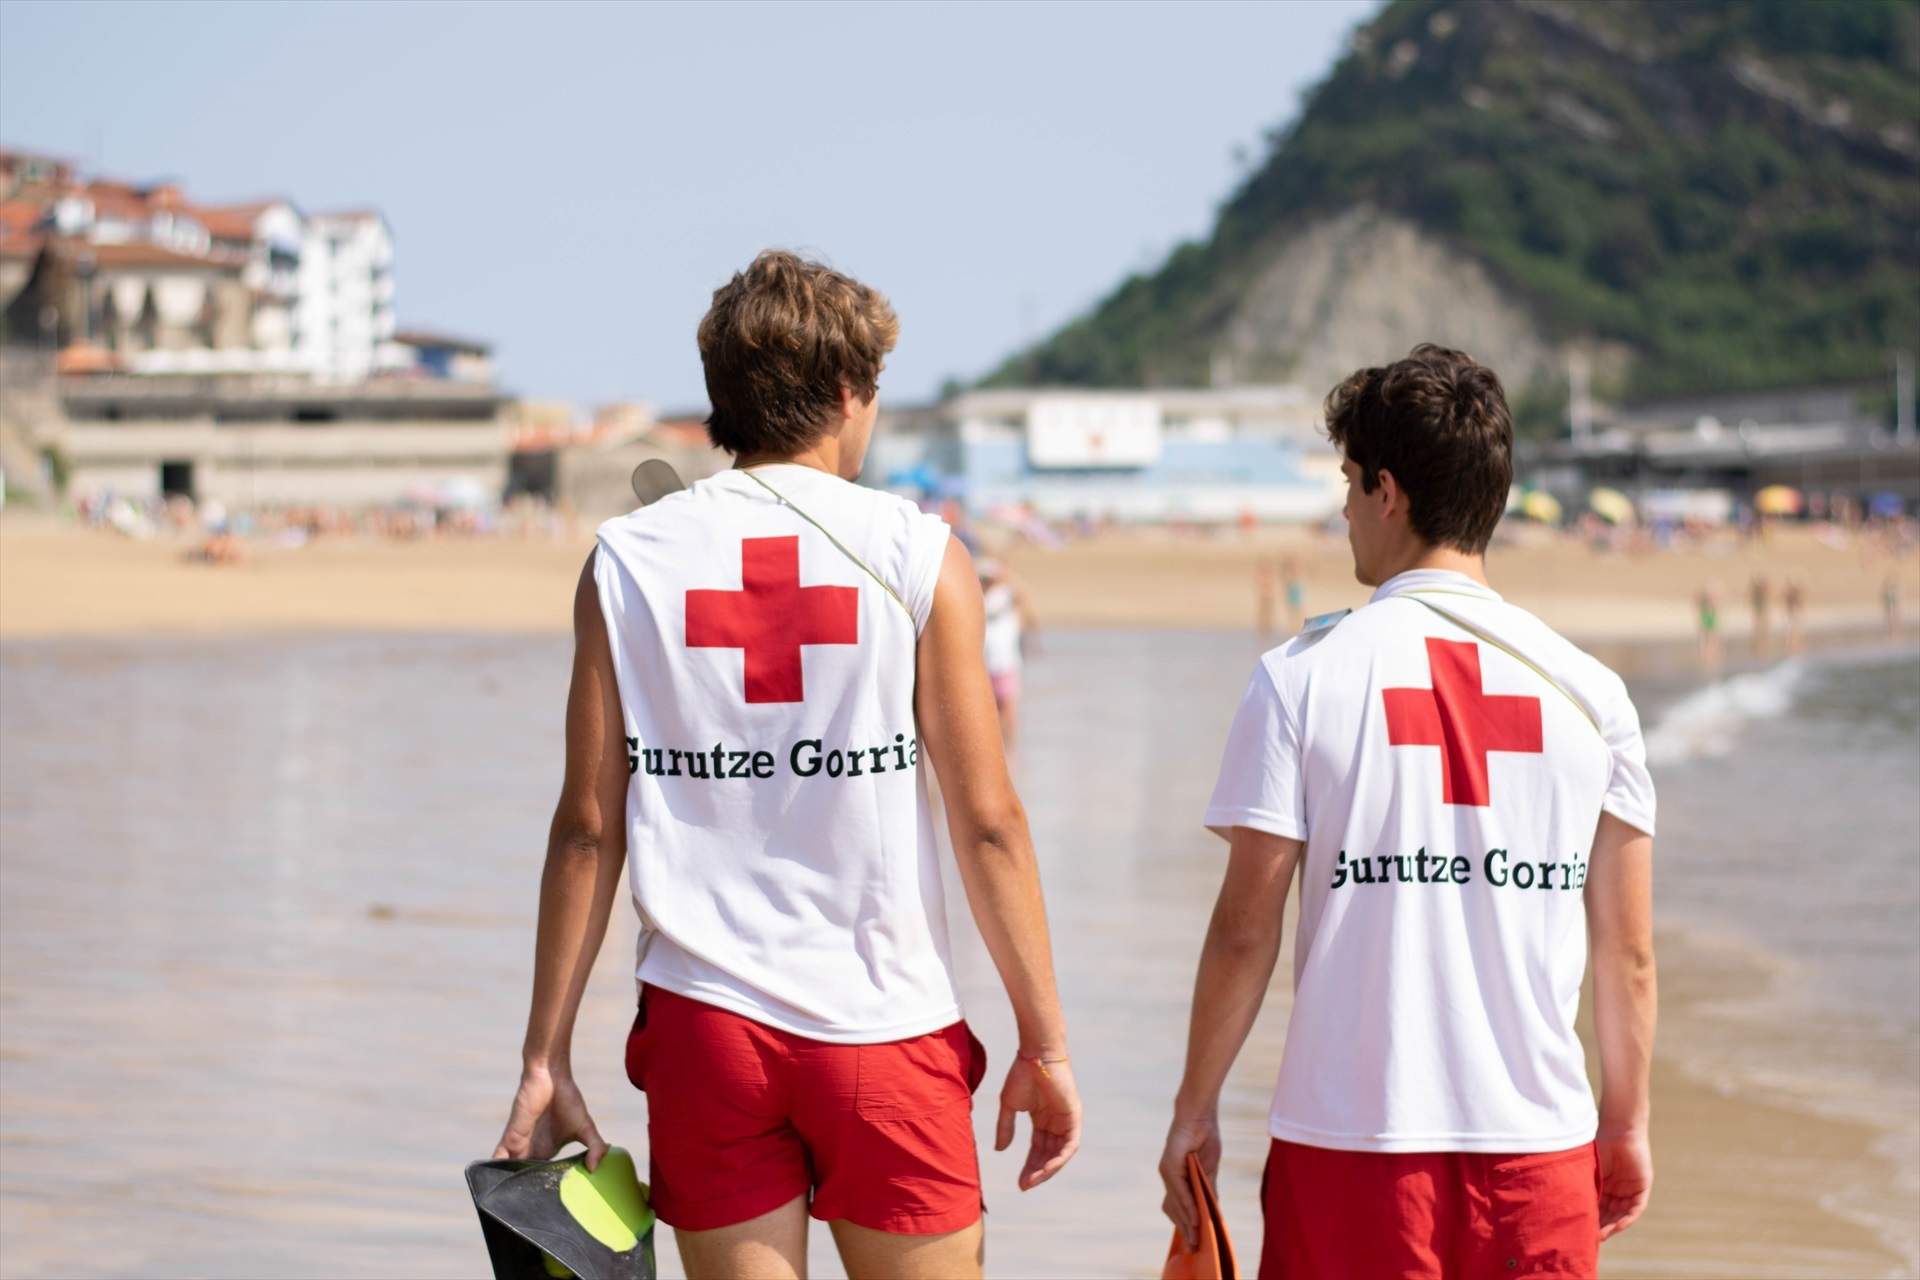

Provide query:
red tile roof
left=78, top=240, right=243, bottom=270
left=0, top=199, right=45, bottom=234
left=80, top=180, right=155, bottom=221
left=393, top=328, right=491, bottom=355
left=195, top=200, right=282, bottom=241
left=0, top=231, right=43, bottom=260
left=56, top=343, right=123, bottom=375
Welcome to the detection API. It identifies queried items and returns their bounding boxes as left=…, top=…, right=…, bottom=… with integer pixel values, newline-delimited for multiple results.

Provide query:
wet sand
left=1592, top=929, right=1912, bottom=1280
left=1, top=629, right=1914, bottom=1278
left=2, top=514, right=1914, bottom=644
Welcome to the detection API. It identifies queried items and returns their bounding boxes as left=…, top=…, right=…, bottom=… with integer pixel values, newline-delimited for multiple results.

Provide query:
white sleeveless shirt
left=592, top=464, right=960, bottom=1042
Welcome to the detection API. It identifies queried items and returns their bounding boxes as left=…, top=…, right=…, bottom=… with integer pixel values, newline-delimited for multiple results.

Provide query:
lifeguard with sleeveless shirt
left=493, top=251, right=1080, bottom=1280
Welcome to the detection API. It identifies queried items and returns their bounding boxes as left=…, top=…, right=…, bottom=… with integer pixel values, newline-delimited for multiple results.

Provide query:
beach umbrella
left=1868, top=492, right=1905, bottom=519
left=439, top=476, right=490, bottom=509
left=885, top=463, right=938, bottom=493
left=1587, top=487, right=1635, bottom=525
left=1754, top=485, right=1803, bottom=516
left=1519, top=491, right=1563, bottom=524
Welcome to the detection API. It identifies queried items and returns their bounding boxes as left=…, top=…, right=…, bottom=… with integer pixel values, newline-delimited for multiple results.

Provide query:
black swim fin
left=465, top=1146, right=655, bottom=1280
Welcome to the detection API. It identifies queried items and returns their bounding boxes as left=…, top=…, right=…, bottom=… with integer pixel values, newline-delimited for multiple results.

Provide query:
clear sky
left=0, top=0, right=1375, bottom=412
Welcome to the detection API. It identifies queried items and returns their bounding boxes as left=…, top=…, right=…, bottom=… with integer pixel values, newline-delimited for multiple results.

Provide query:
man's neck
left=735, top=439, right=841, bottom=479
left=1377, top=544, right=1490, bottom=589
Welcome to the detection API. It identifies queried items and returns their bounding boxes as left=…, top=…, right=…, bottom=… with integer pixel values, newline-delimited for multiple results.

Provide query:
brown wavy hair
left=696, top=250, right=899, bottom=456
left=1324, top=344, right=1514, bottom=555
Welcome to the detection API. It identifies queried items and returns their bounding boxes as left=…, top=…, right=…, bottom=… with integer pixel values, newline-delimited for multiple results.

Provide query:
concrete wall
left=554, top=436, right=730, bottom=520
left=0, top=257, right=34, bottom=311
left=61, top=416, right=509, bottom=507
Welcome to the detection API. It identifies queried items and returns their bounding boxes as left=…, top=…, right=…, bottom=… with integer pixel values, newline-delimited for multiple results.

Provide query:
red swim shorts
left=625, top=985, right=986, bottom=1235
left=1259, top=1138, right=1600, bottom=1280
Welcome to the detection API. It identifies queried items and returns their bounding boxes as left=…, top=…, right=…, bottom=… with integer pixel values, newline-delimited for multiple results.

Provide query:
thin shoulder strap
left=739, top=469, right=916, bottom=625
left=1401, top=591, right=1604, bottom=736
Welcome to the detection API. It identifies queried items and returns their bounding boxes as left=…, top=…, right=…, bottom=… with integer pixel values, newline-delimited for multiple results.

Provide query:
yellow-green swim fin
left=466, top=1146, right=655, bottom=1280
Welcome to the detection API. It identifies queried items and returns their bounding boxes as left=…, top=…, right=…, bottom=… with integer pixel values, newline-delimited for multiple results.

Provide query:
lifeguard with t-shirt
left=492, top=250, right=1080, bottom=1280
left=1159, top=345, right=1658, bottom=1280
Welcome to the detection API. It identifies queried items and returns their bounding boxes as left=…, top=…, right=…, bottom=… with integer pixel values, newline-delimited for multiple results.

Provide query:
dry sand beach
left=1, top=513, right=1917, bottom=1279
left=0, top=515, right=1914, bottom=643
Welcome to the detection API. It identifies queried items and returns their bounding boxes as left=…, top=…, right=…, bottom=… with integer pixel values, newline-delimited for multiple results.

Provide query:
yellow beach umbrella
left=1754, top=485, right=1803, bottom=516
left=1519, top=490, right=1563, bottom=524
left=1588, top=487, right=1635, bottom=524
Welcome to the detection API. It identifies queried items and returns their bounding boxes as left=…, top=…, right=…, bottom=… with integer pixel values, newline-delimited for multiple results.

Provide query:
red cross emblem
left=1382, top=637, right=1543, bottom=806
left=686, top=536, right=858, bottom=704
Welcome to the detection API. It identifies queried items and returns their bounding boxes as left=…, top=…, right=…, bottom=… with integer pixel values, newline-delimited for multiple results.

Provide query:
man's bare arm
left=1159, top=827, right=1302, bottom=1246
left=915, top=536, right=1080, bottom=1189
left=494, top=555, right=630, bottom=1169
left=1587, top=810, right=1656, bottom=1241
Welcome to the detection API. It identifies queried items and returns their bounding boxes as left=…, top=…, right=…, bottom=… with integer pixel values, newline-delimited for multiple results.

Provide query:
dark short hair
left=696, top=250, right=899, bottom=456
left=1323, top=344, right=1514, bottom=554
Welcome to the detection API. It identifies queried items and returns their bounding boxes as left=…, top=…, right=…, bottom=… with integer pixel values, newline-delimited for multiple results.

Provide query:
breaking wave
left=1644, top=658, right=1808, bottom=767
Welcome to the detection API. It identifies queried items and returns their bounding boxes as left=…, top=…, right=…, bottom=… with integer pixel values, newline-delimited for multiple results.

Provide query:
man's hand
left=996, top=1056, right=1082, bottom=1190
left=1597, top=1128, right=1652, bottom=1241
left=493, top=1063, right=609, bottom=1171
left=1158, top=1110, right=1222, bottom=1251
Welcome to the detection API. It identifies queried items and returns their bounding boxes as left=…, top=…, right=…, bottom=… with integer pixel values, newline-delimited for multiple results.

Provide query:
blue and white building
left=874, top=386, right=1345, bottom=522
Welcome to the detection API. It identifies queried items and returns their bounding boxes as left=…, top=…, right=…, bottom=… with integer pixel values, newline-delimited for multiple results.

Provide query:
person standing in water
left=1749, top=573, right=1773, bottom=656
left=978, top=558, right=1033, bottom=752
left=1281, top=556, right=1306, bottom=634
left=1783, top=577, right=1808, bottom=653
left=1159, top=346, right=1657, bottom=1280
left=1254, top=559, right=1278, bottom=639
left=1696, top=583, right=1723, bottom=672
left=493, top=251, right=1080, bottom=1280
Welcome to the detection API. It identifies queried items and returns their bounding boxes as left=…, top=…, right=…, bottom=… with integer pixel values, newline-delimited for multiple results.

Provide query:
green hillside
left=986, top=0, right=1920, bottom=405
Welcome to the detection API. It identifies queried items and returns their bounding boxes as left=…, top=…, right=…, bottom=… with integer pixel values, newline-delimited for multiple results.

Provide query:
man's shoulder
left=595, top=487, right=699, bottom=544
left=1481, top=599, right=1635, bottom=705
left=1259, top=599, right=1392, bottom=684
left=847, top=477, right=941, bottom=530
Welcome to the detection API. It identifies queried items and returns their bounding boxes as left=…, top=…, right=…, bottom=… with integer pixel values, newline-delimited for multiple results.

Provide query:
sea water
left=0, top=630, right=1915, bottom=1277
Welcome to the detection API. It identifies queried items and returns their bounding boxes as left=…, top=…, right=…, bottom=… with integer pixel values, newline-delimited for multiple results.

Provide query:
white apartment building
left=18, top=178, right=405, bottom=382
left=297, top=211, right=400, bottom=383
left=199, top=200, right=304, bottom=357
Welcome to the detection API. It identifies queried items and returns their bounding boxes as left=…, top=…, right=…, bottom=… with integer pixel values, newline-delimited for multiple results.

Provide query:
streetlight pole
left=1896, top=352, right=1914, bottom=445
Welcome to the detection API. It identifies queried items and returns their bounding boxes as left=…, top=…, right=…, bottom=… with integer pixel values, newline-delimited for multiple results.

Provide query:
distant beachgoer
left=1749, top=573, right=1773, bottom=655
left=980, top=558, right=1034, bottom=752
left=492, top=251, right=1079, bottom=1280
left=1783, top=578, right=1807, bottom=653
left=1697, top=584, right=1722, bottom=671
left=1161, top=346, right=1657, bottom=1280
left=1886, top=576, right=1901, bottom=639
left=1282, top=556, right=1306, bottom=634
left=185, top=531, right=243, bottom=566
left=1255, top=560, right=1278, bottom=637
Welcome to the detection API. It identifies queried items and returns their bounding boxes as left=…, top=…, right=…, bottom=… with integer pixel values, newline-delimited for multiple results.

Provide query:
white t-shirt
left=1204, top=568, right=1656, bottom=1153
left=593, top=465, right=960, bottom=1043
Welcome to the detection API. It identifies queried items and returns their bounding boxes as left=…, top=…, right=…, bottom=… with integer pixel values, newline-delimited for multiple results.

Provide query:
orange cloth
left=1163, top=1153, right=1239, bottom=1280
